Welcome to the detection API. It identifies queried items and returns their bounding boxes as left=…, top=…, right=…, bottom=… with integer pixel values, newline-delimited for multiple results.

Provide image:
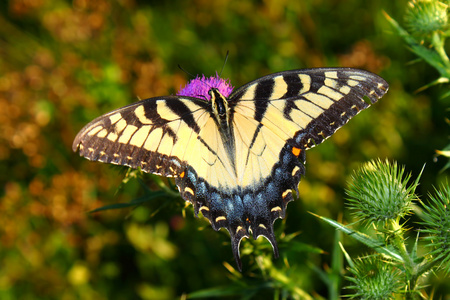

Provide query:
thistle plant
left=317, top=160, right=450, bottom=299
left=385, top=0, right=450, bottom=169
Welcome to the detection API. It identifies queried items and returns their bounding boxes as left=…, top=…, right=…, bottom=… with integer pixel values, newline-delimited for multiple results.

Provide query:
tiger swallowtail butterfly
left=73, top=68, right=388, bottom=271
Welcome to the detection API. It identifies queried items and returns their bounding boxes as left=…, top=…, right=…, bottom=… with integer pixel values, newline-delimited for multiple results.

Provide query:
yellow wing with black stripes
left=73, top=67, right=388, bottom=271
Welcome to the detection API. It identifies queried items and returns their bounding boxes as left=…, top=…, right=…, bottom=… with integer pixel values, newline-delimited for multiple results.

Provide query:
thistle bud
left=346, top=256, right=403, bottom=299
left=404, top=0, right=449, bottom=37
left=346, top=160, right=418, bottom=224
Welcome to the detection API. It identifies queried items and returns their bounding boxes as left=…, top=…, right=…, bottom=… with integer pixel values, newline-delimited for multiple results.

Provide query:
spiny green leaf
left=187, top=283, right=267, bottom=298
left=90, top=191, right=169, bottom=213
left=339, top=242, right=355, bottom=269
left=312, top=213, right=404, bottom=262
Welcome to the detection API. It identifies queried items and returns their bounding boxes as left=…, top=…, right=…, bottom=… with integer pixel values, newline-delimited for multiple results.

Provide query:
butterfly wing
left=73, top=95, right=238, bottom=188
left=226, top=68, right=388, bottom=265
left=230, top=68, right=388, bottom=150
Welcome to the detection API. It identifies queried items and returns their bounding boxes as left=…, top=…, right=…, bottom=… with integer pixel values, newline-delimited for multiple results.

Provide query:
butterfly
left=73, top=67, right=388, bottom=271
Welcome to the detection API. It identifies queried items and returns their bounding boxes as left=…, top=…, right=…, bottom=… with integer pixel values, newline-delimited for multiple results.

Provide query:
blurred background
left=1, top=0, right=449, bottom=299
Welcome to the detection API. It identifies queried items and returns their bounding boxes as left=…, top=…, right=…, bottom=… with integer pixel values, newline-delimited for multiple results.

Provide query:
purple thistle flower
left=177, top=73, right=234, bottom=101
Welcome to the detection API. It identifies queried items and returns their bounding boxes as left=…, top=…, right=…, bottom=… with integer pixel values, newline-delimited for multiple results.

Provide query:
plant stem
left=432, top=31, right=450, bottom=77
left=390, top=220, right=413, bottom=272
left=389, top=220, right=419, bottom=300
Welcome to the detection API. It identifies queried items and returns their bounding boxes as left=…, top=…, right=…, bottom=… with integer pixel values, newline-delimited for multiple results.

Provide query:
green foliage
left=386, top=0, right=450, bottom=169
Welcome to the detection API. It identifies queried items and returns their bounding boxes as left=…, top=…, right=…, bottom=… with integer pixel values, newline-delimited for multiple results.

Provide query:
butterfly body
left=73, top=68, right=388, bottom=270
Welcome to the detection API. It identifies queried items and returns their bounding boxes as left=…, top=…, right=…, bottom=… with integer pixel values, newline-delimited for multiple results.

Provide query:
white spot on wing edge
left=340, top=85, right=351, bottom=94
left=324, top=71, right=338, bottom=79
left=271, top=206, right=282, bottom=212
left=291, top=165, right=300, bottom=176
left=349, top=75, right=367, bottom=81
left=87, top=125, right=104, bottom=136
left=97, top=129, right=108, bottom=138
left=115, top=119, right=127, bottom=134
left=282, top=189, right=292, bottom=199
left=215, top=216, right=226, bottom=222
left=107, top=132, right=119, bottom=142
left=347, top=79, right=359, bottom=87
left=184, top=187, right=194, bottom=196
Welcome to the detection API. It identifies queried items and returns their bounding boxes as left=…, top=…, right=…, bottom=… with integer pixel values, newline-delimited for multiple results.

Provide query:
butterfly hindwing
left=73, top=68, right=388, bottom=271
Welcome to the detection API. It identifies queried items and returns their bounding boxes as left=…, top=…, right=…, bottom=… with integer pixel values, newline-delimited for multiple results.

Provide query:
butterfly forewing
left=229, top=68, right=388, bottom=149
left=74, top=96, right=214, bottom=177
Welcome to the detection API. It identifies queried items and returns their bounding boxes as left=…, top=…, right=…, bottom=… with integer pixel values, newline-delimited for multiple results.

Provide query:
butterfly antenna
left=178, top=64, right=210, bottom=88
left=178, top=64, right=196, bottom=78
left=219, top=50, right=229, bottom=77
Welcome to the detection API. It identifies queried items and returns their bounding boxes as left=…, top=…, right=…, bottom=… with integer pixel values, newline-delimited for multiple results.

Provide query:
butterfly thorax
left=209, top=88, right=237, bottom=171
left=209, top=88, right=230, bottom=124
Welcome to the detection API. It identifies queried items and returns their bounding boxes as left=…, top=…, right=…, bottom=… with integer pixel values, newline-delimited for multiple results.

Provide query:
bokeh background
left=1, top=0, right=449, bottom=299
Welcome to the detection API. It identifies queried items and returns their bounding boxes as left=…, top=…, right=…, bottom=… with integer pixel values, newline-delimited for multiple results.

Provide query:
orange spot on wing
left=292, top=147, right=301, bottom=157
left=180, top=171, right=185, bottom=178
